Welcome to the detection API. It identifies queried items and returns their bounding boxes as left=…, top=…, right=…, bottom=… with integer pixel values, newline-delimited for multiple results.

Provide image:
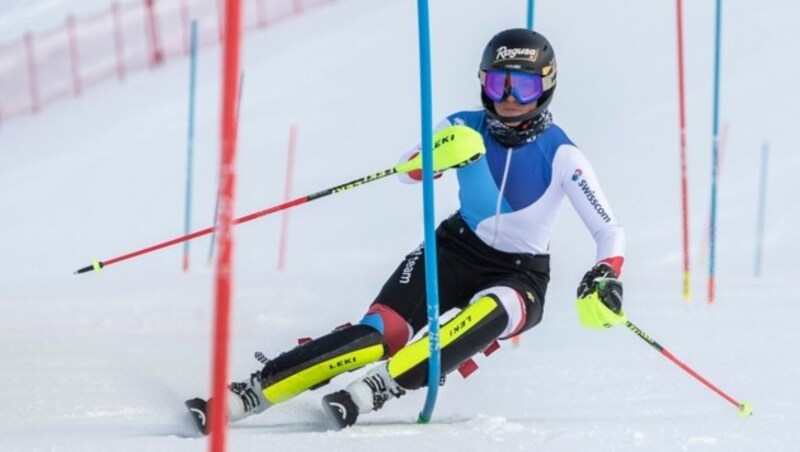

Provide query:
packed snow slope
left=1, top=0, right=798, bottom=451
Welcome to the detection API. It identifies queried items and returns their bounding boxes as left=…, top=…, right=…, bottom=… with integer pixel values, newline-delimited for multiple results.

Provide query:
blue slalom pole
left=515, top=0, right=536, bottom=349
left=207, top=185, right=220, bottom=266
left=182, top=20, right=199, bottom=272
left=415, top=0, right=441, bottom=424
left=526, top=0, right=535, bottom=30
left=208, top=72, right=245, bottom=266
left=707, top=0, right=722, bottom=304
left=754, top=142, right=768, bottom=278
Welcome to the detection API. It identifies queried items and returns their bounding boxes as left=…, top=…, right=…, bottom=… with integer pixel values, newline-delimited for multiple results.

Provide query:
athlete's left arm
left=556, top=145, right=625, bottom=275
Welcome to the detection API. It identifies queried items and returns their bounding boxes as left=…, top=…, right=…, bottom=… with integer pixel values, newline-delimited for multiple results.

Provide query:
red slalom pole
left=624, top=319, right=752, bottom=417
left=675, top=0, right=691, bottom=302
left=210, top=0, right=241, bottom=449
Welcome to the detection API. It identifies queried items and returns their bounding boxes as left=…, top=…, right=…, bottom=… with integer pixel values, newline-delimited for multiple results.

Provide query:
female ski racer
left=186, top=28, right=626, bottom=433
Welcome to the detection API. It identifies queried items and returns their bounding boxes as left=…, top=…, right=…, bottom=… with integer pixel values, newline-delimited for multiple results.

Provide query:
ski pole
left=624, top=319, right=753, bottom=417
left=74, top=125, right=485, bottom=275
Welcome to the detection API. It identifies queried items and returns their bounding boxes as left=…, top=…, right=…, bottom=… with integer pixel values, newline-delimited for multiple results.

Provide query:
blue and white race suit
left=401, top=108, right=625, bottom=265
left=364, top=108, right=626, bottom=347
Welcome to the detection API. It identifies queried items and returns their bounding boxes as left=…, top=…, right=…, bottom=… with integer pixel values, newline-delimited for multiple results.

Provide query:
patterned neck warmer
left=486, top=110, right=553, bottom=147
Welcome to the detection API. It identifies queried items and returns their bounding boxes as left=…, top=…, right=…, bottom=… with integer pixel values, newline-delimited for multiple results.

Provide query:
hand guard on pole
left=400, top=149, right=444, bottom=182
left=575, top=262, right=625, bottom=329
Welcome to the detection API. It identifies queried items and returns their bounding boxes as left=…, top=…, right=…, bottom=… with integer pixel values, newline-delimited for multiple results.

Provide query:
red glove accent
left=600, top=256, right=625, bottom=277
left=406, top=151, right=443, bottom=182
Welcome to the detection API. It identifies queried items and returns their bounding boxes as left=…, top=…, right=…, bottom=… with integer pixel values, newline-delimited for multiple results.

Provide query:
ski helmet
left=479, top=29, right=557, bottom=124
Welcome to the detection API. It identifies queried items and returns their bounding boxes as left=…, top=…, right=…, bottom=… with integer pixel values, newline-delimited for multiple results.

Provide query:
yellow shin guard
left=260, top=325, right=387, bottom=404
left=387, top=295, right=508, bottom=390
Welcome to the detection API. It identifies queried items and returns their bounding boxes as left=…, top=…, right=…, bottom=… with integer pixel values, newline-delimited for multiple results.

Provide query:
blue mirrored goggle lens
left=483, top=70, right=543, bottom=104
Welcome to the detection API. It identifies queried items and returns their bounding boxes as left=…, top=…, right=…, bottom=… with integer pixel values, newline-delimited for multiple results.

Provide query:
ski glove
left=575, top=262, right=625, bottom=329
left=403, top=150, right=443, bottom=182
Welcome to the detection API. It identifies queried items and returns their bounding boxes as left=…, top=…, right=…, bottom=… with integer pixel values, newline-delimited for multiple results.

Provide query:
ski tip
left=321, top=390, right=358, bottom=431
left=185, top=398, right=209, bottom=435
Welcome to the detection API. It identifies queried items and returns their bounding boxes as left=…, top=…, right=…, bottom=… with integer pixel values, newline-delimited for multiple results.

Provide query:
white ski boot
left=322, top=362, right=406, bottom=429
left=185, top=370, right=271, bottom=435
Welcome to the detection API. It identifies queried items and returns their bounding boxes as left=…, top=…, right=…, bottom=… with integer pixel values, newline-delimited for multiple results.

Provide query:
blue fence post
left=415, top=0, right=441, bottom=424
left=182, top=20, right=199, bottom=272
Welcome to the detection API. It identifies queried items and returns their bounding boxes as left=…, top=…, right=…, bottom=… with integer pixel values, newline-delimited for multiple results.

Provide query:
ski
left=184, top=398, right=209, bottom=435
left=321, top=390, right=359, bottom=430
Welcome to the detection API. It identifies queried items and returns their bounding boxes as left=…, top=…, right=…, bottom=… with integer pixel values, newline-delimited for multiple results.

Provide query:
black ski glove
left=577, top=262, right=623, bottom=314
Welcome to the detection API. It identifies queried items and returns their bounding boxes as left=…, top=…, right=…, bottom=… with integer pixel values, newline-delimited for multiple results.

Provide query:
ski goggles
left=481, top=70, right=544, bottom=105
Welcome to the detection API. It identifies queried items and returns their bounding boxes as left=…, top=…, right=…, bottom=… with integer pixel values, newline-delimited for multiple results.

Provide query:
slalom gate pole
left=207, top=181, right=220, bottom=266
left=697, top=121, right=728, bottom=278
left=708, top=0, right=723, bottom=304
left=624, top=319, right=752, bottom=417
left=73, top=126, right=486, bottom=275
left=753, top=142, right=768, bottom=278
left=210, top=0, right=242, bottom=449
left=182, top=20, right=199, bottom=272
left=526, top=0, right=535, bottom=30
left=208, top=71, right=245, bottom=266
left=514, top=0, right=536, bottom=349
left=277, top=124, right=297, bottom=271
left=675, top=0, right=691, bottom=301
left=415, top=0, right=441, bottom=425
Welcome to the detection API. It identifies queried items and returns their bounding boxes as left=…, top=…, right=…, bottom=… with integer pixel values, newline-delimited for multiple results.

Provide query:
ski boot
left=185, top=369, right=271, bottom=435
left=322, top=362, right=406, bottom=430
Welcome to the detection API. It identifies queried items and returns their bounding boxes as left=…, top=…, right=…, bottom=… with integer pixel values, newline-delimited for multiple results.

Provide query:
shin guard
left=260, top=325, right=387, bottom=404
left=387, top=295, right=508, bottom=390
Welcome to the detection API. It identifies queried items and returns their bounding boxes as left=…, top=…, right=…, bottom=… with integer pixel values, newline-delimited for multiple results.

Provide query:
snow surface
left=1, top=0, right=799, bottom=451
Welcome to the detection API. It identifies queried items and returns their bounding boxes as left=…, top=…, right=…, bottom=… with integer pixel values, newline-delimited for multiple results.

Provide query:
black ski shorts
left=371, top=212, right=550, bottom=335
